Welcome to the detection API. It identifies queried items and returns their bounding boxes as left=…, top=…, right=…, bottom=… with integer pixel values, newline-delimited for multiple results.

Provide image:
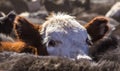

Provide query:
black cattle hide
left=0, top=11, right=16, bottom=35
left=0, top=52, right=119, bottom=71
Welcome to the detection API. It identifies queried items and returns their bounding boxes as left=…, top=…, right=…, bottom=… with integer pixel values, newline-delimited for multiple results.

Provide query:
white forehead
left=41, top=13, right=88, bottom=43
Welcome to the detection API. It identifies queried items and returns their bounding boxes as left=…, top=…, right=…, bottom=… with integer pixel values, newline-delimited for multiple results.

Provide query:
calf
left=13, top=13, right=92, bottom=60
left=0, top=13, right=110, bottom=60
left=40, top=13, right=92, bottom=60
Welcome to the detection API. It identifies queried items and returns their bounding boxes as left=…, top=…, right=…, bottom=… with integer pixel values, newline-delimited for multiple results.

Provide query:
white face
left=41, top=13, right=91, bottom=60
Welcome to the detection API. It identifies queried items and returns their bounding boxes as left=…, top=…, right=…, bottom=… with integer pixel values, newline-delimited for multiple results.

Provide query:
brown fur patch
left=85, top=16, right=109, bottom=42
left=0, top=41, right=38, bottom=54
left=13, top=16, right=48, bottom=55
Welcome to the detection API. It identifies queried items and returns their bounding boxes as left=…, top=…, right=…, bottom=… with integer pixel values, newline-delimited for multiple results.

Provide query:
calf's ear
left=14, top=16, right=48, bottom=55
left=14, top=16, right=41, bottom=46
left=84, top=16, right=109, bottom=42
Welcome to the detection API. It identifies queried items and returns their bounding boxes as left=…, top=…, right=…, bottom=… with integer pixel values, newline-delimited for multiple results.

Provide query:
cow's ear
left=14, top=16, right=42, bottom=47
left=7, top=11, right=16, bottom=22
left=84, top=16, right=109, bottom=42
left=0, top=11, right=16, bottom=35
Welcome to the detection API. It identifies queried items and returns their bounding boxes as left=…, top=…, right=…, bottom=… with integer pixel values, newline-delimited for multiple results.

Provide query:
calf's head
left=40, top=13, right=91, bottom=60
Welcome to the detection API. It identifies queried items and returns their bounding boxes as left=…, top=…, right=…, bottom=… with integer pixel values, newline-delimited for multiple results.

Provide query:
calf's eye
left=48, top=40, right=56, bottom=47
left=48, top=40, right=62, bottom=47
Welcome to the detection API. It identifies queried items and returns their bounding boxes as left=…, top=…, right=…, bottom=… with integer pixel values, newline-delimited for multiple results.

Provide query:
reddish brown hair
left=85, top=16, right=109, bottom=42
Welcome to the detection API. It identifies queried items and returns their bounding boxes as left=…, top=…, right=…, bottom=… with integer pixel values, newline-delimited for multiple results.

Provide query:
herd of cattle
left=0, top=2, right=120, bottom=71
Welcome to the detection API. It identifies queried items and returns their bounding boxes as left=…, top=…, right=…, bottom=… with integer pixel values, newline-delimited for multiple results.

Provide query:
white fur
left=41, top=13, right=91, bottom=60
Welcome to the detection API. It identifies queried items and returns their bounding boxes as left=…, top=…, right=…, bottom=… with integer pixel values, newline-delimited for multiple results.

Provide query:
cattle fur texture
left=0, top=51, right=119, bottom=71
left=0, top=33, right=38, bottom=54
left=90, top=35, right=119, bottom=62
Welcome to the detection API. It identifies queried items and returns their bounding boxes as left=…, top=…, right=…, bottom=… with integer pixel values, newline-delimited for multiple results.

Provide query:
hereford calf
left=0, top=13, right=110, bottom=60
left=40, top=13, right=92, bottom=60
left=12, top=13, right=92, bottom=60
